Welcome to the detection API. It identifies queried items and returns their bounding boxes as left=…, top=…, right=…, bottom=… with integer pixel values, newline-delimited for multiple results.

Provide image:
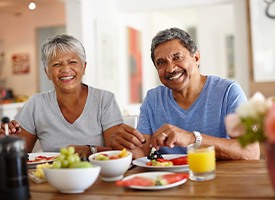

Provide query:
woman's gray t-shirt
left=15, top=86, right=123, bottom=152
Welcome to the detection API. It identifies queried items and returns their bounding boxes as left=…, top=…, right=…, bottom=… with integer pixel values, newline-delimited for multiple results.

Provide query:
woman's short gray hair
left=41, top=34, right=86, bottom=69
left=150, top=27, right=197, bottom=65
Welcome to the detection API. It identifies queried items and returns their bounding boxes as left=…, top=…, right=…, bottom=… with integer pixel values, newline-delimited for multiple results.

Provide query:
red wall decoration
left=12, top=53, right=30, bottom=74
left=128, top=27, right=142, bottom=103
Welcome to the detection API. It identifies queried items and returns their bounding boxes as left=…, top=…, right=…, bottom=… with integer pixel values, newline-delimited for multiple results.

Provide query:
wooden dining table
left=29, top=159, right=275, bottom=200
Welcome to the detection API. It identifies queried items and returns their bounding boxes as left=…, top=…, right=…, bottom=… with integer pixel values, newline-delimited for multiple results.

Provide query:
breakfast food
left=29, top=147, right=93, bottom=183
left=169, top=156, right=188, bottom=165
left=116, top=176, right=154, bottom=186
left=31, top=163, right=52, bottom=180
left=146, top=151, right=188, bottom=166
left=93, top=148, right=128, bottom=160
left=146, top=158, right=173, bottom=167
left=27, top=155, right=57, bottom=164
left=116, top=173, right=189, bottom=187
left=52, top=146, right=92, bottom=168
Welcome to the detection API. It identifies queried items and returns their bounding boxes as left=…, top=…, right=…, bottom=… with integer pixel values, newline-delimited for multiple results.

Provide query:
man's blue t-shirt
left=136, top=75, right=247, bottom=154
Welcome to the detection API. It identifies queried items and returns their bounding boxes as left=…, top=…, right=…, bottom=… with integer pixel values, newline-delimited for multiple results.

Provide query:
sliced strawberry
left=116, top=176, right=155, bottom=187
left=156, top=173, right=189, bottom=186
left=169, top=156, right=188, bottom=165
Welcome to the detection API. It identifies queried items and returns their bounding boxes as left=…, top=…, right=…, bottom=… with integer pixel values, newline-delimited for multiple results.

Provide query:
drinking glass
left=187, top=144, right=216, bottom=181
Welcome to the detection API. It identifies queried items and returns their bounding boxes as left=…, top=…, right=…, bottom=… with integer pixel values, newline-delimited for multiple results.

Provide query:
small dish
left=28, top=170, right=47, bottom=184
left=89, top=150, right=132, bottom=182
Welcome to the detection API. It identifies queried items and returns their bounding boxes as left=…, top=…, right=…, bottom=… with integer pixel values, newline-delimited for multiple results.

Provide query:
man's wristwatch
left=193, top=131, right=202, bottom=148
left=87, top=145, right=97, bottom=154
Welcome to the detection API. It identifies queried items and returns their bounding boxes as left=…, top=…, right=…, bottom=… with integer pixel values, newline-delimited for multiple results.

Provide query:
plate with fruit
left=132, top=151, right=188, bottom=172
left=116, top=172, right=188, bottom=190
left=27, top=152, right=60, bottom=165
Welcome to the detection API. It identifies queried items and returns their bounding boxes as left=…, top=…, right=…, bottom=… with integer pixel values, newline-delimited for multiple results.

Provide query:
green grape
left=60, top=147, right=67, bottom=155
left=62, top=160, right=70, bottom=168
left=52, top=160, right=62, bottom=169
left=67, top=155, right=76, bottom=164
left=69, top=161, right=92, bottom=168
left=55, top=147, right=93, bottom=169
left=67, top=146, right=75, bottom=155
left=74, top=154, right=81, bottom=163
left=95, top=154, right=109, bottom=160
left=56, top=154, right=65, bottom=161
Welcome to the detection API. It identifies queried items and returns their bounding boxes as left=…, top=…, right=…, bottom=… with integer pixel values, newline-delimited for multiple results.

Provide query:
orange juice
left=188, top=149, right=215, bottom=173
left=187, top=145, right=216, bottom=181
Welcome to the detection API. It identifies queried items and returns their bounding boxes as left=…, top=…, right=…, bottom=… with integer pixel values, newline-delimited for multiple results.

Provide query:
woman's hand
left=151, top=124, right=194, bottom=150
left=108, top=124, right=149, bottom=159
left=109, top=124, right=146, bottom=150
left=0, top=120, right=21, bottom=135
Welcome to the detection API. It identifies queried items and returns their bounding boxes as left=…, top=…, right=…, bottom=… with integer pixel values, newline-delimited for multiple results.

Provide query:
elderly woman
left=110, top=27, right=260, bottom=160
left=0, top=34, right=125, bottom=157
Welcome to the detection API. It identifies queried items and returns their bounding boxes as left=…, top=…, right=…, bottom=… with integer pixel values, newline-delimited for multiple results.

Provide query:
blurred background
left=0, top=0, right=274, bottom=117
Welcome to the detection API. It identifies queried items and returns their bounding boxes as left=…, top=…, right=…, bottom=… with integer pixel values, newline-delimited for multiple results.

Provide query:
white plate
left=27, top=152, right=59, bottom=165
left=121, top=172, right=187, bottom=190
left=132, top=154, right=188, bottom=172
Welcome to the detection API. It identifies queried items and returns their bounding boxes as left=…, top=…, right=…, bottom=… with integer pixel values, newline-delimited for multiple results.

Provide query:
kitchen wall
left=0, top=2, right=65, bottom=97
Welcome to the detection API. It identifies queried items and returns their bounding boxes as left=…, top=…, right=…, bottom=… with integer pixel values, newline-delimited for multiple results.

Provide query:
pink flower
left=225, top=92, right=275, bottom=147
left=265, top=103, right=275, bottom=143
left=225, top=113, right=245, bottom=138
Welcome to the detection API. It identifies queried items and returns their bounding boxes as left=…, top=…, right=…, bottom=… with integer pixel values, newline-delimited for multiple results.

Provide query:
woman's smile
left=60, top=75, right=75, bottom=81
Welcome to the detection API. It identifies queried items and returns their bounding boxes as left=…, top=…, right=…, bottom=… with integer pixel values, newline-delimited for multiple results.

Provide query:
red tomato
left=169, top=156, right=188, bottom=165
left=158, top=173, right=189, bottom=185
left=116, top=176, right=154, bottom=187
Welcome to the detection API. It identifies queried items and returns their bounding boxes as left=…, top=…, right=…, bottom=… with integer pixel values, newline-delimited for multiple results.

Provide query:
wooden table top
left=29, top=159, right=275, bottom=200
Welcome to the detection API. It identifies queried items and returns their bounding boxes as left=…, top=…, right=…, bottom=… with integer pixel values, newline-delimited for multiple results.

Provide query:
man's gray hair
left=150, top=27, right=197, bottom=65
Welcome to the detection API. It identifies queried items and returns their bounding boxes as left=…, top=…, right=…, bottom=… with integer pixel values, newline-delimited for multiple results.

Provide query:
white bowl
left=44, top=165, right=100, bottom=193
left=89, top=150, right=132, bottom=182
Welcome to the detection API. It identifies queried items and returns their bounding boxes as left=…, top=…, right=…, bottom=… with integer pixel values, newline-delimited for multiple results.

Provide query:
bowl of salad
left=88, top=149, right=132, bottom=182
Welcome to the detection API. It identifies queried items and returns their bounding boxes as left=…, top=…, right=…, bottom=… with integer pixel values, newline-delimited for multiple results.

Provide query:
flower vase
left=265, top=142, right=275, bottom=191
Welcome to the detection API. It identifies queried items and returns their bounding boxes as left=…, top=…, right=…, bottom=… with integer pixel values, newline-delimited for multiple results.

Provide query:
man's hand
left=151, top=124, right=194, bottom=150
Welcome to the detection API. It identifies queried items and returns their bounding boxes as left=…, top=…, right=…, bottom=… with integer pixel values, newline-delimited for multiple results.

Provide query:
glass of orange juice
left=187, top=144, right=216, bottom=181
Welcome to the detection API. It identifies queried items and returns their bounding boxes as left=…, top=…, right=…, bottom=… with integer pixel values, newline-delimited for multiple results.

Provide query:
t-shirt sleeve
left=226, top=82, right=247, bottom=114
left=14, top=95, right=37, bottom=135
left=100, top=92, right=123, bottom=131
left=136, top=92, right=153, bottom=135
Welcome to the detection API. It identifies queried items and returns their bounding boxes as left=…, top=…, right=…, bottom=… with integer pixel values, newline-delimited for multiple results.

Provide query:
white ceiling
left=116, top=0, right=230, bottom=12
left=0, top=0, right=230, bottom=16
left=0, top=0, right=63, bottom=16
